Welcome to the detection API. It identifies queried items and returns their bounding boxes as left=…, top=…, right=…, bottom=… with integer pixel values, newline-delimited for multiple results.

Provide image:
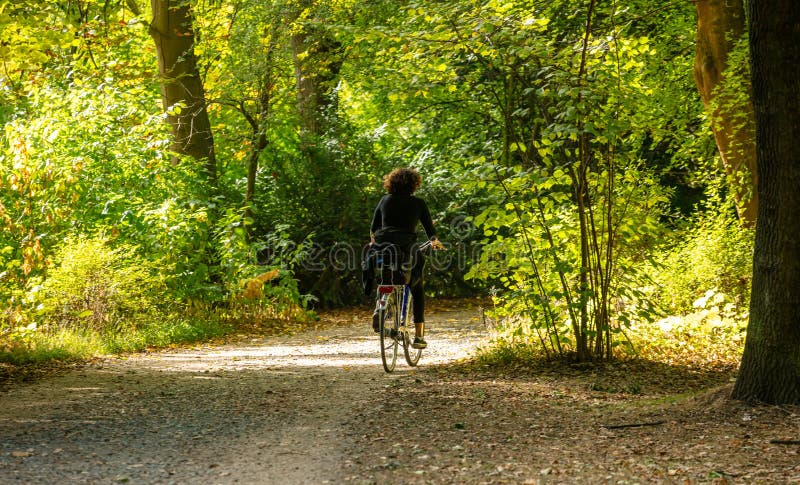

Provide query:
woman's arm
left=419, top=198, right=436, bottom=240
left=370, top=197, right=384, bottom=240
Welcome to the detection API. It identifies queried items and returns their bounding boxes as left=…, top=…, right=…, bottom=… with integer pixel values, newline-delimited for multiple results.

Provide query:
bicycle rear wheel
left=403, top=292, right=422, bottom=366
left=379, top=291, right=399, bottom=372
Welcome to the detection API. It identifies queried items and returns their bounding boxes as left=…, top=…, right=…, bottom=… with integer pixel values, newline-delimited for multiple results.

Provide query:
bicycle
left=372, top=240, right=433, bottom=373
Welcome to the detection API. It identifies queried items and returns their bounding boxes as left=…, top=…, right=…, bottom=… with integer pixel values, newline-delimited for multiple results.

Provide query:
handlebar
left=418, top=239, right=444, bottom=251
left=370, top=239, right=444, bottom=252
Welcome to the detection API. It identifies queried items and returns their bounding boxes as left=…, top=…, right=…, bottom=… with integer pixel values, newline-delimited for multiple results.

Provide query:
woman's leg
left=410, top=252, right=425, bottom=336
left=411, top=276, right=425, bottom=325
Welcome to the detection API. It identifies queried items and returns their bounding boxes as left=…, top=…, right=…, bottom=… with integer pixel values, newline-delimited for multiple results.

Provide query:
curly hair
left=383, top=168, right=422, bottom=196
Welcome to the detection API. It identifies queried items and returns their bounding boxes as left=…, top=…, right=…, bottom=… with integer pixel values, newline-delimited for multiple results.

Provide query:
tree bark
left=731, top=0, right=800, bottom=405
left=693, top=0, right=757, bottom=225
left=243, top=100, right=269, bottom=231
left=291, top=31, right=321, bottom=138
left=150, top=0, right=217, bottom=186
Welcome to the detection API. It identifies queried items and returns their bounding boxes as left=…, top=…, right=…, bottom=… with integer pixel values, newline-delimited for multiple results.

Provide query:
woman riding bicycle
left=369, top=167, right=443, bottom=349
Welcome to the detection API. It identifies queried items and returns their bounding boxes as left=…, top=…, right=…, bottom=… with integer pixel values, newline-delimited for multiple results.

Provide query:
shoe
left=372, top=311, right=380, bottom=333
left=412, top=336, right=427, bottom=349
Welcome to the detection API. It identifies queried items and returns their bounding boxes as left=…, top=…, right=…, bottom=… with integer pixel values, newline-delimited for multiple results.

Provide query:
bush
left=650, top=207, right=753, bottom=317
left=631, top=308, right=746, bottom=369
left=35, top=237, right=169, bottom=332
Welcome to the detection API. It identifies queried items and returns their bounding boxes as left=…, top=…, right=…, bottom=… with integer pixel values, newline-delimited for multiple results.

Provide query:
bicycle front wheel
left=403, top=292, right=422, bottom=367
left=379, top=292, right=399, bottom=372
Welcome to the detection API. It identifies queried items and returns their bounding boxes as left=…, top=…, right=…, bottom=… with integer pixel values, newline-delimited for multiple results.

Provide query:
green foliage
left=250, top=131, right=382, bottom=307
left=479, top=295, right=746, bottom=370
left=0, top=2, right=73, bottom=80
left=34, top=237, right=168, bottom=332
left=0, top=316, right=231, bottom=365
left=0, top=75, right=218, bottom=307
left=0, top=234, right=235, bottom=362
left=371, top=0, right=688, bottom=359
left=215, top=209, right=316, bottom=322
left=649, top=203, right=753, bottom=318
left=100, top=316, right=231, bottom=354
left=474, top=315, right=552, bottom=367
left=630, top=310, right=746, bottom=369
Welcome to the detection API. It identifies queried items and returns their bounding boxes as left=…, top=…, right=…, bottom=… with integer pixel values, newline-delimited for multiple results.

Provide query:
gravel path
left=3, top=302, right=799, bottom=484
left=0, top=305, right=488, bottom=484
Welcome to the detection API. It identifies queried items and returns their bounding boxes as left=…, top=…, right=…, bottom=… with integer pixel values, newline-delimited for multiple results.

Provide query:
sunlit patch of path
left=133, top=307, right=488, bottom=373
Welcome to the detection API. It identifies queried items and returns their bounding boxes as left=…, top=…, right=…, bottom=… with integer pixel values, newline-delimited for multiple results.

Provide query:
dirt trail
left=0, top=305, right=488, bottom=484
left=2, top=302, right=799, bottom=484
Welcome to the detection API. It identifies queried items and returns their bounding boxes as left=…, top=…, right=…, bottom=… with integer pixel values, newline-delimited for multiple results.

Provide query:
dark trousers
left=409, top=254, right=425, bottom=323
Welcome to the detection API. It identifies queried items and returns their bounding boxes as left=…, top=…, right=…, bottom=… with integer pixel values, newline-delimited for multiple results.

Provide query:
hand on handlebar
left=430, top=237, right=445, bottom=250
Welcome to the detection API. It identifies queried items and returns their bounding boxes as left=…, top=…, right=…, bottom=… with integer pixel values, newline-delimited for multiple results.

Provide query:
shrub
left=650, top=207, right=753, bottom=317
left=35, top=237, right=169, bottom=332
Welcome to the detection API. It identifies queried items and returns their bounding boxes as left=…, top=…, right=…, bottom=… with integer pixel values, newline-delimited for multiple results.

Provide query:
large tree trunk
left=730, top=0, right=800, bottom=405
left=150, top=0, right=217, bottom=186
left=693, top=0, right=757, bottom=225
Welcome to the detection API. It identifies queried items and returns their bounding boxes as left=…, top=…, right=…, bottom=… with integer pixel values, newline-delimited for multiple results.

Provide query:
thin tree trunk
left=291, top=31, right=321, bottom=139
left=731, top=0, right=800, bottom=405
left=289, top=4, right=342, bottom=144
left=694, top=0, right=757, bottom=225
left=125, top=0, right=141, bottom=16
left=150, top=0, right=217, bottom=186
left=244, top=134, right=266, bottom=219
left=572, top=0, right=597, bottom=361
left=243, top=112, right=269, bottom=232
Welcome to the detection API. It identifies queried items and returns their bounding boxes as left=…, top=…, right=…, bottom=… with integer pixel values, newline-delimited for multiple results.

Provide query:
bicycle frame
left=376, top=284, right=411, bottom=326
